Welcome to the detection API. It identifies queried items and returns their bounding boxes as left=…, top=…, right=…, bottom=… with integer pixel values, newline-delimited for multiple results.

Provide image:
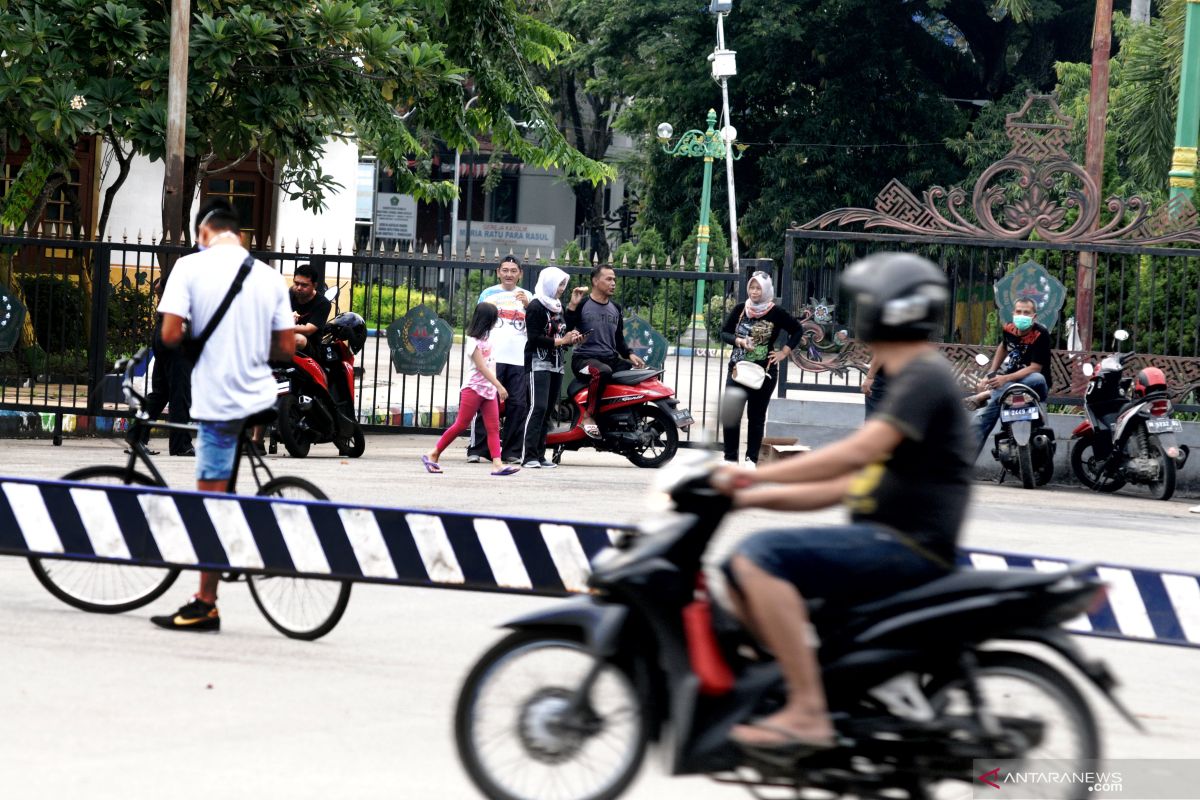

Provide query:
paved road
left=2, top=436, right=1198, bottom=799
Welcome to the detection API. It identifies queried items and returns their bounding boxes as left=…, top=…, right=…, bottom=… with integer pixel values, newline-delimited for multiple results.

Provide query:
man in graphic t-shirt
left=968, top=297, right=1051, bottom=458
left=467, top=255, right=530, bottom=464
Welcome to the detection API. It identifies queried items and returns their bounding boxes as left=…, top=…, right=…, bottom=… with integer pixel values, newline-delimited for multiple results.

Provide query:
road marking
left=969, top=553, right=1009, bottom=570
left=1033, top=558, right=1093, bottom=632
left=407, top=513, right=464, bottom=584
left=3, top=482, right=63, bottom=554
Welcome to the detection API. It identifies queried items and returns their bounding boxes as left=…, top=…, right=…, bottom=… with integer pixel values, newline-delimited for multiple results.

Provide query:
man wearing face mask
left=967, top=297, right=1051, bottom=458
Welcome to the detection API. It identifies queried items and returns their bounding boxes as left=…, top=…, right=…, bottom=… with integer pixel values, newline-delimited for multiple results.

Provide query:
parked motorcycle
left=548, top=367, right=693, bottom=468
left=973, top=352, right=1056, bottom=489
left=1070, top=329, right=1189, bottom=500
left=454, top=453, right=1136, bottom=800
left=274, top=292, right=368, bottom=459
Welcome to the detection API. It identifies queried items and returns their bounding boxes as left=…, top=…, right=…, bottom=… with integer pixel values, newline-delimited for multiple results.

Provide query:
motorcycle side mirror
left=1113, top=329, right=1129, bottom=342
left=974, top=353, right=989, bottom=366
left=1082, top=362, right=1094, bottom=377
left=323, top=286, right=339, bottom=302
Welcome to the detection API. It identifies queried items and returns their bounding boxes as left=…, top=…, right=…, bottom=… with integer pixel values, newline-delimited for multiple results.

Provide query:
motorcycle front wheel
left=926, top=651, right=1100, bottom=800
left=625, top=407, right=678, bottom=469
left=1070, top=437, right=1125, bottom=493
left=455, top=631, right=648, bottom=800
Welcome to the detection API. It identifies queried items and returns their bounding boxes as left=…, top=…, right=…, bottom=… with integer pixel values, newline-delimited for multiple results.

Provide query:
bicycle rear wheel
left=248, top=476, right=352, bottom=640
left=29, top=466, right=181, bottom=613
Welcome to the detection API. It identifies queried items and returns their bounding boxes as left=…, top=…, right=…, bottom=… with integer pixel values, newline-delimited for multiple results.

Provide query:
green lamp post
left=657, top=109, right=743, bottom=347
left=1170, top=0, right=1200, bottom=202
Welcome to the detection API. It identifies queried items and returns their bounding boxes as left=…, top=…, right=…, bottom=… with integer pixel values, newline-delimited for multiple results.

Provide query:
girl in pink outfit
left=422, top=303, right=520, bottom=476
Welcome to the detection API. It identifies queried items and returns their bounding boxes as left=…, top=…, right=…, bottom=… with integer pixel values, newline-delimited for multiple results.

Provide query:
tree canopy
left=0, top=0, right=613, bottom=238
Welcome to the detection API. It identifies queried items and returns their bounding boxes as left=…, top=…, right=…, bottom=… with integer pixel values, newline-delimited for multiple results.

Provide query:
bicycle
left=27, top=348, right=353, bottom=640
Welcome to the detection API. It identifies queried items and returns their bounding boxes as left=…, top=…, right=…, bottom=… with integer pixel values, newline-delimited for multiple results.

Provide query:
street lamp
left=709, top=1, right=740, bottom=278
left=658, top=108, right=743, bottom=347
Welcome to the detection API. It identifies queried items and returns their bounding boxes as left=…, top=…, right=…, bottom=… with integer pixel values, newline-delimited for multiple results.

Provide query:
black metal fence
left=783, top=229, right=1200, bottom=397
left=0, top=233, right=753, bottom=437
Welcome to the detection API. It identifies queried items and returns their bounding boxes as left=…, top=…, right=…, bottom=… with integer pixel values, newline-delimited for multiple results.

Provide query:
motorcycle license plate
left=671, top=408, right=694, bottom=429
left=1146, top=417, right=1182, bottom=433
left=1000, top=406, right=1038, bottom=422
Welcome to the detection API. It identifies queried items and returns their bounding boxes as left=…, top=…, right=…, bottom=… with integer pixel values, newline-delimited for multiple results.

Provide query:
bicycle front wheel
left=29, top=466, right=181, bottom=613
left=248, top=476, right=352, bottom=640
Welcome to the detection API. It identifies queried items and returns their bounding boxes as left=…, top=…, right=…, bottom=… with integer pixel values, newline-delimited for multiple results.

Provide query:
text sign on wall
left=456, top=221, right=556, bottom=251
left=375, top=193, right=418, bottom=240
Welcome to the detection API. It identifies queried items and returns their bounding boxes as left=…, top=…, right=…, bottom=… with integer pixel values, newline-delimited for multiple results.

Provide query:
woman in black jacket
left=720, top=271, right=803, bottom=465
left=521, top=267, right=583, bottom=468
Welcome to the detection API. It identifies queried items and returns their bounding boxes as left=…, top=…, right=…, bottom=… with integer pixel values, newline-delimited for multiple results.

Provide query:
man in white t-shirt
left=467, top=255, right=530, bottom=464
left=150, top=199, right=295, bottom=632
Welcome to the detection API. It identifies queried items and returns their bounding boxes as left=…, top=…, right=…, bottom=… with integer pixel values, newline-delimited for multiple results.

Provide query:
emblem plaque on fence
left=0, top=287, right=26, bottom=353
left=624, top=314, right=667, bottom=370
left=387, top=305, right=453, bottom=376
left=993, top=260, right=1066, bottom=331
left=788, top=297, right=866, bottom=375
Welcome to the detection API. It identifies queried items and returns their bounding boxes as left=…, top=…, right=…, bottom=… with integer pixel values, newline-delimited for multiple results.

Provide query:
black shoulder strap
left=188, top=255, right=255, bottom=350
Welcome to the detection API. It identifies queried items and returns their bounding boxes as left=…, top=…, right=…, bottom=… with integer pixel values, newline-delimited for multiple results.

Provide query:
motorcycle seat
left=611, top=368, right=660, bottom=385
left=834, top=568, right=1068, bottom=623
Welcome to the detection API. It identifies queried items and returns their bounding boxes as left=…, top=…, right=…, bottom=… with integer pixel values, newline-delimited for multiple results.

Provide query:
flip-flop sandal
left=729, top=720, right=837, bottom=755
left=420, top=455, right=443, bottom=474
left=583, top=423, right=601, bottom=439
left=491, top=465, right=521, bottom=476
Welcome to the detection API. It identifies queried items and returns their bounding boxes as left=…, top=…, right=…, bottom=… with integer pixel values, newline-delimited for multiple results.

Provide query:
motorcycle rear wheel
left=1017, top=442, right=1035, bottom=489
left=1070, top=437, right=1125, bottom=493
left=925, top=651, right=1100, bottom=800
left=455, top=631, right=648, bottom=800
left=1144, top=437, right=1176, bottom=501
left=276, top=395, right=312, bottom=458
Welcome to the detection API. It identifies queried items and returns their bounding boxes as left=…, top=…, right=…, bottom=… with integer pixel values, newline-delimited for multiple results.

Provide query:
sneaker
left=466, top=455, right=481, bottom=464
left=744, top=459, right=758, bottom=469
left=503, top=457, right=522, bottom=465
left=522, top=460, right=542, bottom=469
left=151, top=598, right=220, bottom=632
left=538, top=459, right=558, bottom=469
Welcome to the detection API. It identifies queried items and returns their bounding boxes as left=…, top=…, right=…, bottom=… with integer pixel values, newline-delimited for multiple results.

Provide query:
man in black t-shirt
left=712, top=253, right=972, bottom=755
left=968, top=297, right=1051, bottom=458
left=290, top=263, right=331, bottom=356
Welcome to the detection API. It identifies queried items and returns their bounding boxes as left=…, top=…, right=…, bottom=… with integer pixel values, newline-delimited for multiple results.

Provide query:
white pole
left=716, top=13, right=739, bottom=275
left=448, top=96, right=479, bottom=258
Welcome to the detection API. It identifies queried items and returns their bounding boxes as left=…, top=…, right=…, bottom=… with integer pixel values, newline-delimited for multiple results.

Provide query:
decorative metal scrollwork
left=799, top=94, right=1200, bottom=246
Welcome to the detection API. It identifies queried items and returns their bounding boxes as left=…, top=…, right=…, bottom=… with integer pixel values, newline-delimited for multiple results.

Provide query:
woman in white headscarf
left=520, top=267, right=583, bottom=467
left=719, top=270, right=804, bottom=466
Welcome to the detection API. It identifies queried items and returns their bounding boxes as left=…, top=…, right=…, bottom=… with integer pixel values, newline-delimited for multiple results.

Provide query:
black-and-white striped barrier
left=2, top=475, right=1199, bottom=649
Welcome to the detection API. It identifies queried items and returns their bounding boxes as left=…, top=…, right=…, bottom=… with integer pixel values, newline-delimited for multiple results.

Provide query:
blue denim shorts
left=724, top=524, right=949, bottom=607
left=195, top=419, right=244, bottom=482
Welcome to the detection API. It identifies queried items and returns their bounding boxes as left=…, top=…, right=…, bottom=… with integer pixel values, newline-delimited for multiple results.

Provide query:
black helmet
left=839, top=252, right=948, bottom=342
left=328, top=311, right=367, bottom=354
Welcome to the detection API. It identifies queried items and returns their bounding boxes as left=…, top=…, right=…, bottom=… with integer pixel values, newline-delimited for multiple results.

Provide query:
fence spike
left=321, top=239, right=327, bottom=254
left=407, top=240, right=415, bottom=254
left=621, top=252, right=629, bottom=266
left=636, top=254, right=643, bottom=267
left=593, top=251, right=600, bottom=264
left=678, top=254, right=686, bottom=269
left=494, top=247, right=501, bottom=259
left=546, top=249, right=553, bottom=262
left=709, top=257, right=715, bottom=270
left=723, top=256, right=731, bottom=270
left=523, top=248, right=531, bottom=262
left=391, top=240, right=401, bottom=256
left=649, top=254, right=657, bottom=268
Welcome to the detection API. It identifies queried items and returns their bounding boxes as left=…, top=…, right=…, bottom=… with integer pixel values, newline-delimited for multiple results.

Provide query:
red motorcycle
left=274, top=311, right=367, bottom=458
left=548, top=367, right=693, bottom=468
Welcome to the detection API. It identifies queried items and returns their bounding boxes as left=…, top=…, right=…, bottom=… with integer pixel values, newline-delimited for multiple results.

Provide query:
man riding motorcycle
left=713, top=252, right=972, bottom=754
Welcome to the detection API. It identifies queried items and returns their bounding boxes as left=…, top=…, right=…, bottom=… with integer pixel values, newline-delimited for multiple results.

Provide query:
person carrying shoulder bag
left=720, top=270, right=803, bottom=466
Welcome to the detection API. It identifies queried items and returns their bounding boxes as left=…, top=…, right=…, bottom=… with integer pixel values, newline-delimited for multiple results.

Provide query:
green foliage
left=611, top=227, right=669, bottom=267
left=17, top=276, right=86, bottom=353
left=106, top=272, right=157, bottom=360
left=350, top=282, right=448, bottom=330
